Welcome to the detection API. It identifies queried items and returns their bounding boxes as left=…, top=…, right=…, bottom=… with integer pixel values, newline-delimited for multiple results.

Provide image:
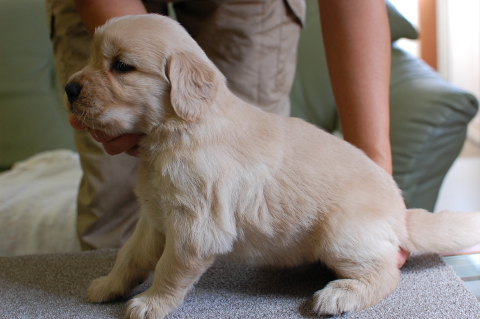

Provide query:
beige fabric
left=47, top=0, right=304, bottom=250
left=172, top=0, right=303, bottom=116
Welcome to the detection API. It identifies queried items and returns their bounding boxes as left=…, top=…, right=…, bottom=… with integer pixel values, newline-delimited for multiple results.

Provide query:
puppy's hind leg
left=313, top=240, right=400, bottom=315
left=87, top=214, right=165, bottom=303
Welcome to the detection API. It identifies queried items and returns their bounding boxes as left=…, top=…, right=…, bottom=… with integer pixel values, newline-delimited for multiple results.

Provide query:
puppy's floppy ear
left=167, top=51, right=219, bottom=122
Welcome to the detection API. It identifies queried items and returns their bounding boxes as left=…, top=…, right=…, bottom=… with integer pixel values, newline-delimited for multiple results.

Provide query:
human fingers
left=100, top=133, right=144, bottom=156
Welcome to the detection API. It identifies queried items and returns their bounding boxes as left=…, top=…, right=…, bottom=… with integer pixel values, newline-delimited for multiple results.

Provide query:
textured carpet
left=0, top=250, right=479, bottom=318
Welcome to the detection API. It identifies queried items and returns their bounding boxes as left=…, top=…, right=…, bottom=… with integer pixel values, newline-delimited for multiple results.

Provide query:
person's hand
left=69, top=114, right=144, bottom=156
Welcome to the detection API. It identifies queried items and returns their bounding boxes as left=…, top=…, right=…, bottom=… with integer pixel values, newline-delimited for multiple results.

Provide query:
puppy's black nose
left=65, top=82, right=82, bottom=103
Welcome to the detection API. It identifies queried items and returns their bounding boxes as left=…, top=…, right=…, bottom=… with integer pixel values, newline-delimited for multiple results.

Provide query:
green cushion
left=387, top=1, right=418, bottom=42
left=389, top=47, right=478, bottom=210
left=0, top=0, right=74, bottom=169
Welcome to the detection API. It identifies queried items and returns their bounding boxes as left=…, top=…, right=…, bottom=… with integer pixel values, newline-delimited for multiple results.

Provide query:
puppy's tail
left=404, top=209, right=480, bottom=254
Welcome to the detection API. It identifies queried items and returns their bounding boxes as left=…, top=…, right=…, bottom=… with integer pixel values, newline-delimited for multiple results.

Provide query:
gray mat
left=1, top=250, right=479, bottom=318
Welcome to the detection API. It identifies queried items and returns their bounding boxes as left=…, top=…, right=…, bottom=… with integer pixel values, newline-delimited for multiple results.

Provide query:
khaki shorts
left=47, top=0, right=305, bottom=250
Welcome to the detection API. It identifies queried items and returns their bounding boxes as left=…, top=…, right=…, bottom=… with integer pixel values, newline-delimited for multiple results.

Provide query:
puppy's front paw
left=87, top=276, right=126, bottom=303
left=126, top=292, right=179, bottom=319
left=312, top=279, right=369, bottom=316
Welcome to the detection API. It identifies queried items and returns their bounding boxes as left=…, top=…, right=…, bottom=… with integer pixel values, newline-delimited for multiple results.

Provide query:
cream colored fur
left=66, top=14, right=480, bottom=318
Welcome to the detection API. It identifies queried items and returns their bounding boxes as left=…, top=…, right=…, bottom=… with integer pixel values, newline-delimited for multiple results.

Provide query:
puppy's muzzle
left=65, top=82, right=82, bottom=104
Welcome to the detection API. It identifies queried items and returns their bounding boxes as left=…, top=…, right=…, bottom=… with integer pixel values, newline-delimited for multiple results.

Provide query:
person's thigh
left=173, top=0, right=304, bottom=116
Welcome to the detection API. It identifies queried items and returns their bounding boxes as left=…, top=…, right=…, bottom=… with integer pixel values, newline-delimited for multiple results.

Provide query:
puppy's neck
left=137, top=104, right=221, bottom=162
left=138, top=91, right=265, bottom=164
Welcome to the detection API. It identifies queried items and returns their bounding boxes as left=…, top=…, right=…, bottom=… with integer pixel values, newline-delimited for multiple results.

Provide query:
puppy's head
left=65, top=14, right=223, bottom=136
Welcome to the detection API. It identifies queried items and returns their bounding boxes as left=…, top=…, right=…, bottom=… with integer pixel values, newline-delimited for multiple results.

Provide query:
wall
left=437, top=0, right=480, bottom=144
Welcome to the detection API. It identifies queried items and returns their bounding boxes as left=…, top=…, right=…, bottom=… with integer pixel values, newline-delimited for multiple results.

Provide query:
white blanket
left=0, top=150, right=82, bottom=256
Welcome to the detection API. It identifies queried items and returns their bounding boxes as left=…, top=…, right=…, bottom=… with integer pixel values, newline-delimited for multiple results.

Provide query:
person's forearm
left=318, top=0, right=392, bottom=174
left=74, top=0, right=147, bottom=34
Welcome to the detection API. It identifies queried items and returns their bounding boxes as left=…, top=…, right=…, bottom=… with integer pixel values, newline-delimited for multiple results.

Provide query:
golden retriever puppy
left=65, top=14, right=480, bottom=319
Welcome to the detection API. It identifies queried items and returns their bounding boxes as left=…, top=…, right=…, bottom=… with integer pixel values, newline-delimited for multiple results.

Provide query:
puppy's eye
left=113, top=60, right=135, bottom=73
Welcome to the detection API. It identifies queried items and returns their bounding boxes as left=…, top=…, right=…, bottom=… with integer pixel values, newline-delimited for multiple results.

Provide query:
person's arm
left=318, top=0, right=392, bottom=174
left=318, top=0, right=409, bottom=268
left=74, top=0, right=147, bottom=34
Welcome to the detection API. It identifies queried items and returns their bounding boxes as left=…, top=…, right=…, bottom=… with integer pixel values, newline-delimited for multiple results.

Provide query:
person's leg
left=47, top=0, right=168, bottom=249
left=173, top=0, right=305, bottom=116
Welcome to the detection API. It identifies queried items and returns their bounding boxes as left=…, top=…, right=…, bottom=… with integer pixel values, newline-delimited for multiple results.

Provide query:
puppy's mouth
left=70, top=101, right=107, bottom=129
left=65, top=81, right=108, bottom=126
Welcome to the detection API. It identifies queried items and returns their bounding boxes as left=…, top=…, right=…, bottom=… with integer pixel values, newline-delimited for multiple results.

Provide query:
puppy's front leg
left=126, top=238, right=214, bottom=319
left=87, top=214, right=165, bottom=303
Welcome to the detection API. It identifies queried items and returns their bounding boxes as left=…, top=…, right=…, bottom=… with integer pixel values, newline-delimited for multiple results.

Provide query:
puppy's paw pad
left=126, top=294, right=174, bottom=319
left=86, top=276, right=124, bottom=303
left=312, top=279, right=367, bottom=316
